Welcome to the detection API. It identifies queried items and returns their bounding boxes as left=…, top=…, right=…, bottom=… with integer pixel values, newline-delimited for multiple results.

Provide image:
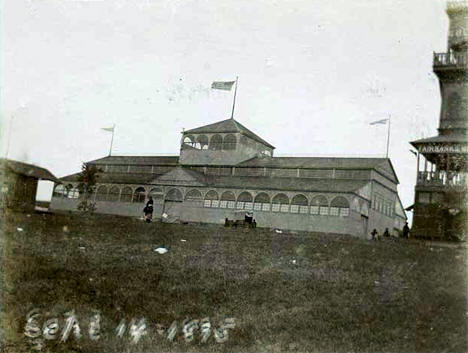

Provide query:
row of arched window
left=53, top=184, right=351, bottom=216
left=183, top=134, right=237, bottom=151
left=199, top=191, right=350, bottom=216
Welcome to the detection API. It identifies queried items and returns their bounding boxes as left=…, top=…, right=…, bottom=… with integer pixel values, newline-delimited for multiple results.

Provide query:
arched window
left=165, top=188, right=183, bottom=202
left=185, top=189, right=202, bottom=201
left=67, top=185, right=80, bottom=199
left=133, top=187, right=146, bottom=203
left=96, top=185, right=108, bottom=201
left=223, top=134, right=237, bottom=150
left=149, top=188, right=164, bottom=201
left=220, top=191, right=236, bottom=209
left=204, top=190, right=219, bottom=208
left=183, top=135, right=196, bottom=148
left=197, top=135, right=209, bottom=150
left=291, top=194, right=308, bottom=214
left=53, top=184, right=66, bottom=198
left=120, top=187, right=133, bottom=202
left=108, top=186, right=120, bottom=202
left=254, top=192, right=270, bottom=211
left=330, top=196, right=350, bottom=216
left=237, top=191, right=253, bottom=210
left=272, top=193, right=289, bottom=213
left=311, top=195, right=328, bottom=215
left=209, top=134, right=223, bottom=150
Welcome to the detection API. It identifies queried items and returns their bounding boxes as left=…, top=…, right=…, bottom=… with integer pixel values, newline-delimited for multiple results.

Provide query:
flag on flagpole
left=101, top=126, right=114, bottom=132
left=369, top=118, right=389, bottom=125
left=211, top=81, right=235, bottom=91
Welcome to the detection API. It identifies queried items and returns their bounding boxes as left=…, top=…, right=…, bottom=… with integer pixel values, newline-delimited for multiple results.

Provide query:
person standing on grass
left=144, top=196, right=154, bottom=223
left=371, top=228, right=379, bottom=240
left=383, top=228, right=390, bottom=238
left=403, top=222, right=410, bottom=239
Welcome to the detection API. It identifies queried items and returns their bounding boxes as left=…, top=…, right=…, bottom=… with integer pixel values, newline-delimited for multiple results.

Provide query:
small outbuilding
left=0, top=158, right=58, bottom=212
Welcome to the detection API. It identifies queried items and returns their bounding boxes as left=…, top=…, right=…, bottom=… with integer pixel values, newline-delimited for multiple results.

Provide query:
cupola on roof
left=184, top=118, right=275, bottom=149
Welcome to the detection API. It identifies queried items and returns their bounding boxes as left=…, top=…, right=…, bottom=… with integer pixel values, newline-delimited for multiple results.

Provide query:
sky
left=0, top=0, right=449, bottom=220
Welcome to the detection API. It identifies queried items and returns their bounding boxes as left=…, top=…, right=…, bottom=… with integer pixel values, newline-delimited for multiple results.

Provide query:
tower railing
left=433, top=51, right=468, bottom=67
left=417, top=170, right=468, bottom=188
left=447, top=0, right=468, bottom=12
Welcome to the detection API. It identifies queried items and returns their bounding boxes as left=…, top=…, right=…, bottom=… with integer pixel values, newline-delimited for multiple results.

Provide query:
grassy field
left=1, top=211, right=467, bottom=352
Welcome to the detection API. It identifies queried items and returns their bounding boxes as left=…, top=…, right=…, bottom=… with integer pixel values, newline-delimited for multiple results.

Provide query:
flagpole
left=5, top=115, right=14, bottom=159
left=386, top=115, right=391, bottom=158
left=109, top=124, right=115, bottom=156
left=230, top=76, right=238, bottom=119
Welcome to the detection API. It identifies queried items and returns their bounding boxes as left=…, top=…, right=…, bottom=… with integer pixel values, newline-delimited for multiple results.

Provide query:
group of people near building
left=143, top=196, right=154, bottom=222
left=370, top=222, right=410, bottom=240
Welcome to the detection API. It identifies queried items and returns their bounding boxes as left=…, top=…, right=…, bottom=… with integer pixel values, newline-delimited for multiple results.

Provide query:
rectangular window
left=310, top=206, right=319, bottom=215
left=204, top=200, right=211, bottom=208
left=244, top=202, right=253, bottom=210
left=236, top=201, right=244, bottom=209
left=299, top=205, right=309, bottom=214
left=253, top=203, right=262, bottom=211
left=319, top=206, right=329, bottom=215
left=431, top=193, right=443, bottom=204
left=262, top=203, right=271, bottom=212
left=219, top=200, right=227, bottom=208
left=107, top=165, right=128, bottom=173
left=272, top=203, right=280, bottom=212
left=280, top=204, right=289, bottom=213
left=227, top=201, right=236, bottom=209
left=340, top=208, right=350, bottom=216
left=129, top=165, right=152, bottom=173
left=271, top=169, right=297, bottom=178
left=300, top=169, right=333, bottom=178
left=418, top=192, right=430, bottom=204
left=329, top=207, right=339, bottom=216
left=211, top=200, right=219, bottom=208
left=235, top=168, right=263, bottom=177
left=290, top=205, right=299, bottom=213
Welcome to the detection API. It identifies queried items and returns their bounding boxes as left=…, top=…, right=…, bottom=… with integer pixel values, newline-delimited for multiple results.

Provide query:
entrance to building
left=162, top=188, right=184, bottom=222
left=361, top=215, right=369, bottom=237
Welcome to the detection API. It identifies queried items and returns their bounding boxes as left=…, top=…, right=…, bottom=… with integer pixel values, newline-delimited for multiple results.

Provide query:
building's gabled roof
left=202, top=175, right=368, bottom=193
left=184, top=118, right=275, bottom=149
left=87, top=155, right=179, bottom=165
left=151, top=167, right=206, bottom=186
left=239, top=157, right=400, bottom=184
left=237, top=156, right=389, bottom=169
left=1, top=158, right=58, bottom=182
left=60, top=171, right=163, bottom=184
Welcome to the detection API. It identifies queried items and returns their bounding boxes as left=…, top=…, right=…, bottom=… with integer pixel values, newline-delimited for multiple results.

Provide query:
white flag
left=369, top=118, right=388, bottom=125
left=101, top=126, right=114, bottom=132
left=211, top=81, right=235, bottom=91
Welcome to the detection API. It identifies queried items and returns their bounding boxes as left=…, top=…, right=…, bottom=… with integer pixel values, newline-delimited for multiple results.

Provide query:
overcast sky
left=1, top=0, right=449, bottom=216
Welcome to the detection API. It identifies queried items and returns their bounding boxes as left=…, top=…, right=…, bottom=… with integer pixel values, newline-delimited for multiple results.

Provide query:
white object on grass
left=181, top=239, right=187, bottom=242
left=154, top=247, right=169, bottom=254
left=275, top=229, right=283, bottom=234
left=17, top=227, right=24, bottom=232
left=162, top=213, right=168, bottom=219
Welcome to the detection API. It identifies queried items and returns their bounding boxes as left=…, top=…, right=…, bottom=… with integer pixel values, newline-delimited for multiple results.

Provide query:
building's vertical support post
left=446, top=153, right=451, bottom=185
left=416, top=151, right=420, bottom=182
